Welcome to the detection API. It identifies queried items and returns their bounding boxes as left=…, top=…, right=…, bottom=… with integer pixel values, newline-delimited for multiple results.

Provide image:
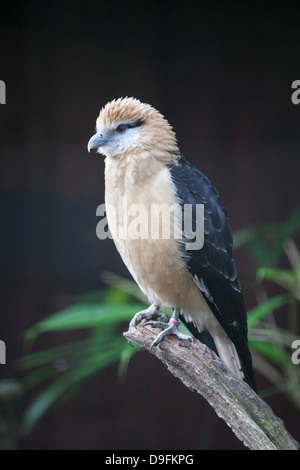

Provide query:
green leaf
left=257, top=267, right=299, bottom=293
left=20, top=342, right=125, bottom=434
left=233, top=227, right=256, bottom=249
left=234, top=208, right=300, bottom=267
left=249, top=325, right=299, bottom=348
left=105, top=279, right=149, bottom=304
left=117, top=344, right=139, bottom=380
left=24, top=303, right=146, bottom=342
left=249, top=341, right=292, bottom=367
left=248, top=294, right=290, bottom=328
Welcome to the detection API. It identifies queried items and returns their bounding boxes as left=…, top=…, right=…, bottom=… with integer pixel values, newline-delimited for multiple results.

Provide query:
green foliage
left=19, top=209, right=300, bottom=433
left=234, top=207, right=300, bottom=268
left=235, top=208, right=300, bottom=406
left=18, top=286, right=148, bottom=434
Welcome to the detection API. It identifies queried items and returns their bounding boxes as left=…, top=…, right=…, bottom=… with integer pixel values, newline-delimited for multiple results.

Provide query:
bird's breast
left=104, top=156, right=190, bottom=306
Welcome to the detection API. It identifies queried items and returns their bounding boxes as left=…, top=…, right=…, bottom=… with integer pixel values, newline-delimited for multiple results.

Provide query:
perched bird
left=88, top=97, right=256, bottom=391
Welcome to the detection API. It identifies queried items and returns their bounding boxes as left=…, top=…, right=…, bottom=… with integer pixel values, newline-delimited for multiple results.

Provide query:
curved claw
left=129, top=304, right=170, bottom=330
left=143, top=320, right=169, bottom=329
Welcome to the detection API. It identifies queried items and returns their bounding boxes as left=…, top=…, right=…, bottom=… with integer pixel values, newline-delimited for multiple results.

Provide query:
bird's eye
left=116, top=124, right=127, bottom=133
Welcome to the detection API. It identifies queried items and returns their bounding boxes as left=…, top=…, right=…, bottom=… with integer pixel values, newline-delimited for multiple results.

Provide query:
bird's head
left=88, top=97, right=178, bottom=161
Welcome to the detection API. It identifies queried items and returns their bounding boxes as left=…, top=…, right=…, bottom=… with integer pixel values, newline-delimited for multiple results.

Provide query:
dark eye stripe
left=115, top=119, right=145, bottom=133
left=126, top=119, right=145, bottom=129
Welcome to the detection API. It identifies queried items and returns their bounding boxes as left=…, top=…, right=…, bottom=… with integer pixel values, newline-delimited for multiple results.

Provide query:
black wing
left=169, top=155, right=256, bottom=391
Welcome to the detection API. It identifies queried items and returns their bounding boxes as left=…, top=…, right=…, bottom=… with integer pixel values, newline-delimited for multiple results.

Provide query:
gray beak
left=87, top=133, right=109, bottom=152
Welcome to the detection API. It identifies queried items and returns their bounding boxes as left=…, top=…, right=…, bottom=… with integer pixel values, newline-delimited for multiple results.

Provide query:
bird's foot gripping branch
left=129, top=304, right=169, bottom=328
left=130, top=306, right=193, bottom=351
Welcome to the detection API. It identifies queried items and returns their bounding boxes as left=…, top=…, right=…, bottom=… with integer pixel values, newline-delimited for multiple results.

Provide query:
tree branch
left=124, top=322, right=300, bottom=450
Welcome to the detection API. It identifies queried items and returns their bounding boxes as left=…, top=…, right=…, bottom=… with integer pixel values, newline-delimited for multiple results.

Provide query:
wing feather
left=169, top=155, right=256, bottom=390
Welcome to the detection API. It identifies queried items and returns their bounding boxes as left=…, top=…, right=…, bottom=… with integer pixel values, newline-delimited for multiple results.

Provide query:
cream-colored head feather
left=88, top=97, right=179, bottom=162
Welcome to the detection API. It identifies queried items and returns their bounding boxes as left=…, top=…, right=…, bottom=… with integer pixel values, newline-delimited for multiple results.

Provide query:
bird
left=88, top=97, right=256, bottom=391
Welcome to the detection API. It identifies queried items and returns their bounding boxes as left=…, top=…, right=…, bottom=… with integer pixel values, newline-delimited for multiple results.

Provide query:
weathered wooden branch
left=124, top=322, right=300, bottom=450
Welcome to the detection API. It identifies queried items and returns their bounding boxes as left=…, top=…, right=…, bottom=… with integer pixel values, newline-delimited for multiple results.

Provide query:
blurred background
left=0, top=0, right=300, bottom=450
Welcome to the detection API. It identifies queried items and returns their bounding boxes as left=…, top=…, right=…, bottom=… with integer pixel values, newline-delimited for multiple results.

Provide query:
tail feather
left=180, top=316, right=256, bottom=391
left=210, top=328, right=244, bottom=381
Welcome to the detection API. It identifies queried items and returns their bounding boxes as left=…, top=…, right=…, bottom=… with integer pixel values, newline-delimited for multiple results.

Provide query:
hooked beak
left=87, top=133, right=109, bottom=152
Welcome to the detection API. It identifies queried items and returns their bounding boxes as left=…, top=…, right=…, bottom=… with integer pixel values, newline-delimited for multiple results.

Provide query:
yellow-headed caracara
left=88, top=97, right=256, bottom=391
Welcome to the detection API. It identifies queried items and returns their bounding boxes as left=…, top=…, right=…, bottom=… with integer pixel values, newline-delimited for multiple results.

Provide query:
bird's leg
left=144, top=308, right=193, bottom=351
left=129, top=304, right=170, bottom=330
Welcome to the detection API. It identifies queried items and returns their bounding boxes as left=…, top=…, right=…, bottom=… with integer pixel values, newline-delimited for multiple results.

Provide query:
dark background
left=1, top=0, right=300, bottom=450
